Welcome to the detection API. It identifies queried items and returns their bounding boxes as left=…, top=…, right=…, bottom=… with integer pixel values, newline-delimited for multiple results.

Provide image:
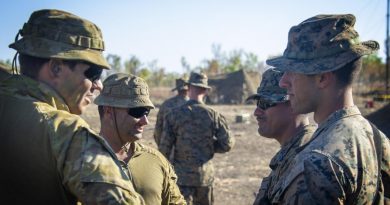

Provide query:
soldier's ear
left=315, top=72, right=333, bottom=89
left=48, top=59, right=62, bottom=78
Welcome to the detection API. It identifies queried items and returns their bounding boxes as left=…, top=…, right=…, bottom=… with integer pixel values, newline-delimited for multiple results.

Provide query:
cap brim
left=246, top=93, right=288, bottom=103
left=189, top=83, right=211, bottom=89
left=10, top=37, right=110, bottom=69
left=94, top=95, right=155, bottom=109
left=267, top=41, right=378, bottom=75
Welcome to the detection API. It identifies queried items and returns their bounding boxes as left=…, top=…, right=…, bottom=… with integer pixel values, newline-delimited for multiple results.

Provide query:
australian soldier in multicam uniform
left=154, top=77, right=189, bottom=145
left=267, top=14, right=390, bottom=204
left=247, top=68, right=316, bottom=205
left=0, top=9, right=144, bottom=204
left=159, top=72, right=235, bottom=205
left=95, top=73, right=186, bottom=205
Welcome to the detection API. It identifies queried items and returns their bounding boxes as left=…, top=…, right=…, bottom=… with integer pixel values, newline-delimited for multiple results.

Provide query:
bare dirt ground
left=81, top=88, right=387, bottom=205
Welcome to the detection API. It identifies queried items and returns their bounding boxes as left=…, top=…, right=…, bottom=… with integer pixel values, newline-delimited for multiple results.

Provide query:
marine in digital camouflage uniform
left=0, top=9, right=144, bottom=204
left=268, top=14, right=390, bottom=204
left=154, top=77, right=189, bottom=145
left=246, top=68, right=316, bottom=205
left=159, top=72, right=235, bottom=205
left=95, top=73, right=186, bottom=205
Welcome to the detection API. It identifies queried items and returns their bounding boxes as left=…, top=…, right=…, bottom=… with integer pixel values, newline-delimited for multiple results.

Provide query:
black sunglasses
left=256, top=100, right=277, bottom=110
left=84, top=64, right=103, bottom=82
left=127, top=107, right=150, bottom=118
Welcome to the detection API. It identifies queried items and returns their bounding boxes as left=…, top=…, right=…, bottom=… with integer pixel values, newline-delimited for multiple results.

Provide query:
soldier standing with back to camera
left=154, top=77, right=189, bottom=145
left=267, top=14, right=390, bottom=204
left=247, top=68, right=316, bottom=205
left=159, top=72, right=235, bottom=205
left=0, top=9, right=144, bottom=204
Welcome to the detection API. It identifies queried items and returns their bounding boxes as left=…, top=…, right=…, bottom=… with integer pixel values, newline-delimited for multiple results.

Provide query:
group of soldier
left=0, top=8, right=389, bottom=205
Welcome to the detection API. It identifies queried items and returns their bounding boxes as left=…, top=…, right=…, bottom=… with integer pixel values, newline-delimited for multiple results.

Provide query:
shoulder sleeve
left=154, top=105, right=166, bottom=146
left=213, top=112, right=235, bottom=153
left=158, top=112, right=176, bottom=158
left=49, top=113, right=145, bottom=204
left=154, top=149, right=186, bottom=205
left=279, top=152, right=348, bottom=205
left=380, top=132, right=390, bottom=200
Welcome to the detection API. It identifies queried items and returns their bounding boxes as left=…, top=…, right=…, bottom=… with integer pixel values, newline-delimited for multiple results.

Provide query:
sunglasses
left=127, top=107, right=151, bottom=118
left=256, top=100, right=277, bottom=110
left=84, top=64, right=103, bottom=82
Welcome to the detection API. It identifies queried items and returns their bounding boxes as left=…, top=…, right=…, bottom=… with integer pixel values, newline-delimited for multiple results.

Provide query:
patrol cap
left=171, top=77, right=189, bottom=91
left=266, top=14, right=379, bottom=75
left=94, top=73, right=155, bottom=109
left=9, top=9, right=110, bottom=69
left=188, top=72, right=211, bottom=89
left=246, top=68, right=288, bottom=103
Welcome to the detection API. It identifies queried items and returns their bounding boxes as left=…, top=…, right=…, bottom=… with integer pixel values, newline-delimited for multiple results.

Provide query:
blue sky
left=0, top=0, right=386, bottom=73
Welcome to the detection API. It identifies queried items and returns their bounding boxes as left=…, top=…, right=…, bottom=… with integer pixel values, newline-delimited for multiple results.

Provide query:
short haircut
left=18, top=54, right=50, bottom=79
left=98, top=105, right=104, bottom=120
left=332, top=57, right=362, bottom=87
left=18, top=54, right=79, bottom=79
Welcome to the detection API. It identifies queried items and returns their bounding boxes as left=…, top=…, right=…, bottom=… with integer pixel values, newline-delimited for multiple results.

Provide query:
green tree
left=106, top=54, right=122, bottom=72
left=124, top=56, right=142, bottom=75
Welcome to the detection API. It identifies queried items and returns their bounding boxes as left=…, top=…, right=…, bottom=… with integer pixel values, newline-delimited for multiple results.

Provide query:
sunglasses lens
left=84, top=65, right=103, bottom=82
left=256, top=100, right=276, bottom=110
left=128, top=107, right=150, bottom=118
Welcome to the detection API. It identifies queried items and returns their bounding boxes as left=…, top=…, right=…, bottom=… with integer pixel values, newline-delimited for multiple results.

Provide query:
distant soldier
left=159, top=72, right=235, bottom=205
left=269, top=14, right=390, bottom=204
left=247, top=68, right=316, bottom=205
left=0, top=9, right=144, bottom=204
left=154, top=77, right=189, bottom=145
left=95, top=73, right=186, bottom=205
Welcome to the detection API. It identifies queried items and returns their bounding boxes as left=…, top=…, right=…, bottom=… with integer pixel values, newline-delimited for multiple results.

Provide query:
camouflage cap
left=188, top=72, right=211, bottom=89
left=266, top=14, right=379, bottom=75
left=171, top=77, right=189, bottom=91
left=9, top=9, right=110, bottom=69
left=94, top=73, right=155, bottom=109
left=246, top=68, right=288, bottom=103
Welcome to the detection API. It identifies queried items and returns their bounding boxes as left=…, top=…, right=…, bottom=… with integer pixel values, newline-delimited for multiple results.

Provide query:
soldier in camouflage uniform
left=247, top=68, right=316, bottom=205
left=159, top=72, right=235, bottom=205
left=154, top=77, right=189, bottom=145
left=95, top=73, right=186, bottom=205
left=268, top=14, right=390, bottom=204
left=0, top=9, right=144, bottom=204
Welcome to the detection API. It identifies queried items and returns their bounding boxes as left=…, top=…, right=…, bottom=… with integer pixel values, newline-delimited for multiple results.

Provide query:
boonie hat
left=171, top=77, right=189, bottom=91
left=94, top=73, right=155, bottom=109
left=246, top=68, right=288, bottom=103
left=266, top=14, right=379, bottom=74
left=9, top=9, right=110, bottom=69
left=188, top=72, right=211, bottom=89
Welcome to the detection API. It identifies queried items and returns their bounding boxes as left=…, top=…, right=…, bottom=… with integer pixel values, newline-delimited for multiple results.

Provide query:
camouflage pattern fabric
left=154, top=95, right=189, bottom=145
left=9, top=9, right=110, bottom=69
left=265, top=106, right=390, bottom=204
left=171, top=78, right=189, bottom=91
left=267, top=14, right=379, bottom=75
left=179, top=185, right=213, bottom=205
left=158, top=99, right=235, bottom=187
left=94, top=73, right=154, bottom=109
left=246, top=68, right=288, bottom=103
left=253, top=124, right=317, bottom=205
left=0, top=75, right=144, bottom=204
left=128, top=142, right=186, bottom=205
left=188, top=72, right=211, bottom=89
